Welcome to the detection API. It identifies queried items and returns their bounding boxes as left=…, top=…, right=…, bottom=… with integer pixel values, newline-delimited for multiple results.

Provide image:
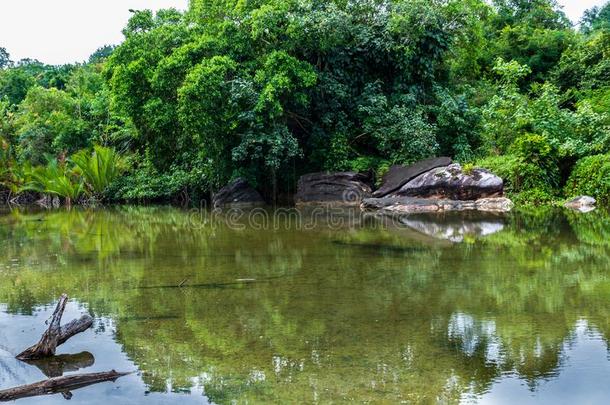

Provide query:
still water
left=0, top=206, right=609, bottom=404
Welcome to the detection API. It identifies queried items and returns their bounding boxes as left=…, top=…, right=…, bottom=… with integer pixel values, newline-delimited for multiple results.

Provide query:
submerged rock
left=373, top=157, right=452, bottom=198
left=564, top=196, right=596, bottom=213
left=295, top=172, right=373, bottom=205
left=391, top=163, right=504, bottom=201
left=212, top=178, right=264, bottom=208
left=361, top=196, right=514, bottom=213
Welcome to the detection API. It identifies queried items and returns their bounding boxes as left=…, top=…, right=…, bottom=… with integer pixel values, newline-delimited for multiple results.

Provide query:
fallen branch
left=16, top=294, right=93, bottom=361
left=0, top=370, right=130, bottom=402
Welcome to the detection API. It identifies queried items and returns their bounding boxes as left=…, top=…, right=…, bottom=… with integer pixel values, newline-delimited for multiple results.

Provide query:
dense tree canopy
left=1, top=0, right=610, bottom=204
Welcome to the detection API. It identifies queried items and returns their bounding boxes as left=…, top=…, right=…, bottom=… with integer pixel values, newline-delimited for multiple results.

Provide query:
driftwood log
left=16, top=294, right=93, bottom=361
left=0, top=370, right=130, bottom=402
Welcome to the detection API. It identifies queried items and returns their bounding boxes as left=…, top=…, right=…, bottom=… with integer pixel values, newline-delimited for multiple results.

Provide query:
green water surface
left=0, top=206, right=609, bottom=404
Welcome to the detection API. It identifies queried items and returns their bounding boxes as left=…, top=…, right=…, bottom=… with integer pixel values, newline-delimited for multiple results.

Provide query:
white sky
left=0, top=0, right=607, bottom=65
left=0, top=0, right=189, bottom=65
left=561, top=0, right=608, bottom=24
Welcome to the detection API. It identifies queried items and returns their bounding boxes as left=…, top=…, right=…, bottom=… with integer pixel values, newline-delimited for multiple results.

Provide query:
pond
left=0, top=206, right=610, bottom=404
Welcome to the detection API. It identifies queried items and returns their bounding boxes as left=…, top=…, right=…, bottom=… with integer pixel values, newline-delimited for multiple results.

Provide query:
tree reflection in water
left=0, top=206, right=609, bottom=403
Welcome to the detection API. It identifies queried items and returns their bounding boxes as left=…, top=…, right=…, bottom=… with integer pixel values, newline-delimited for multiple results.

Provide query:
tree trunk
left=16, top=295, right=93, bottom=361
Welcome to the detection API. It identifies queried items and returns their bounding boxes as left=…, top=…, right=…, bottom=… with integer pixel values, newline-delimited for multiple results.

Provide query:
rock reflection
left=398, top=212, right=506, bottom=242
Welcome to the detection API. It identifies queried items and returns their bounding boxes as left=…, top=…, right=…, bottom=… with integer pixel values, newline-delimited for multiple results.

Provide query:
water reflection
left=398, top=212, right=506, bottom=242
left=0, top=206, right=609, bottom=403
left=24, top=351, right=95, bottom=378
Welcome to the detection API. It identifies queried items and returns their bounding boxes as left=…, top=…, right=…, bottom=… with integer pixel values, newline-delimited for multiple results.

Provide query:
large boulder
left=295, top=172, right=373, bottom=205
left=390, top=163, right=503, bottom=200
left=212, top=178, right=264, bottom=208
left=373, top=157, right=452, bottom=197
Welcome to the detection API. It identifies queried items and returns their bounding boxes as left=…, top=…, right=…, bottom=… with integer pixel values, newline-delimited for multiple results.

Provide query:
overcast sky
left=0, top=0, right=607, bottom=65
left=0, top=0, right=189, bottom=65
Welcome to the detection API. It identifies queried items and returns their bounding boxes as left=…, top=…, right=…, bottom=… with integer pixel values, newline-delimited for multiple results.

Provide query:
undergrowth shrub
left=564, top=154, right=610, bottom=204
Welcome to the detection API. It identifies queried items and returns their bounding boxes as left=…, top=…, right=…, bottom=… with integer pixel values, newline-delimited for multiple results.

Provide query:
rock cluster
left=292, top=160, right=510, bottom=212
left=215, top=158, right=513, bottom=213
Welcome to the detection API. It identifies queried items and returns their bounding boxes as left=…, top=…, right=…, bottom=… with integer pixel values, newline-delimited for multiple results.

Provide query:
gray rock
left=391, top=163, right=504, bottom=200
left=295, top=172, right=373, bottom=205
left=361, top=196, right=513, bottom=213
left=373, top=157, right=452, bottom=197
left=564, top=196, right=596, bottom=213
left=212, top=178, right=264, bottom=208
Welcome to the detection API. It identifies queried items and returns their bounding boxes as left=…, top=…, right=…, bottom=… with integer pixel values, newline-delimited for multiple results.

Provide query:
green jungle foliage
left=564, top=153, right=610, bottom=205
left=23, top=158, right=85, bottom=203
left=1, top=0, right=610, bottom=205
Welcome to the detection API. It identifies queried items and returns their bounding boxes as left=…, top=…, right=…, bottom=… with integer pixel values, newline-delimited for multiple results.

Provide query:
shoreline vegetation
left=2, top=0, right=610, bottom=208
